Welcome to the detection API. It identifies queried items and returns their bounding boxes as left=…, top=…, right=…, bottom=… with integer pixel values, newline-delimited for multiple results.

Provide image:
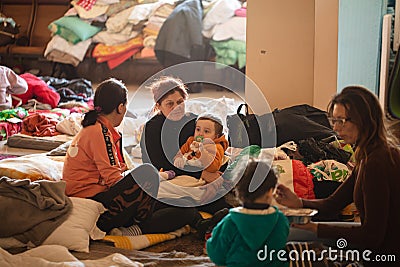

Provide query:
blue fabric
left=50, top=16, right=101, bottom=42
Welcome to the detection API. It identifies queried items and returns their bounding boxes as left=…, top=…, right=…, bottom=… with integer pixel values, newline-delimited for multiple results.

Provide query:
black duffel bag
left=227, top=103, right=275, bottom=148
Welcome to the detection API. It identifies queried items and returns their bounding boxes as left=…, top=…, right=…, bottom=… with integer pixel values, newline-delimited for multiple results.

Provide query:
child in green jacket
left=206, top=158, right=289, bottom=267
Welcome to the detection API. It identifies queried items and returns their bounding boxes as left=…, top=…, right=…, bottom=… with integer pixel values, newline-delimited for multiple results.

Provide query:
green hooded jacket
left=207, top=207, right=289, bottom=267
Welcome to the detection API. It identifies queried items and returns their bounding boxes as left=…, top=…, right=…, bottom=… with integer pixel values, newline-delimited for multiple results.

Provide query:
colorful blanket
left=92, top=36, right=144, bottom=69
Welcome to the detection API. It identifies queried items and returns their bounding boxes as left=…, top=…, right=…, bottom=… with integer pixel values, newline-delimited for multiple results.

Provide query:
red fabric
left=76, top=0, right=97, bottom=11
left=94, top=47, right=142, bottom=69
left=292, top=159, right=315, bottom=199
left=108, top=122, right=124, bottom=164
left=0, top=122, right=22, bottom=141
left=21, top=113, right=60, bottom=137
left=92, top=36, right=143, bottom=69
left=14, top=73, right=60, bottom=109
left=107, top=48, right=141, bottom=69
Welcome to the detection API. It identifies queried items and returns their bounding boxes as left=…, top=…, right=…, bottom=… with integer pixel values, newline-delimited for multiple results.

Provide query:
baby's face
left=195, top=119, right=217, bottom=140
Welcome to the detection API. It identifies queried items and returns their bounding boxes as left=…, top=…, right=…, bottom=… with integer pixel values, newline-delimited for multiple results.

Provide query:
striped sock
left=118, top=224, right=142, bottom=236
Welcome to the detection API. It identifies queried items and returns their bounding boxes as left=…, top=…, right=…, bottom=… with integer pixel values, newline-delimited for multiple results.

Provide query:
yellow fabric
left=92, top=36, right=143, bottom=58
left=199, top=211, right=212, bottom=219
left=146, top=233, right=175, bottom=244
left=0, top=154, right=63, bottom=181
left=103, top=236, right=135, bottom=250
left=103, top=225, right=192, bottom=250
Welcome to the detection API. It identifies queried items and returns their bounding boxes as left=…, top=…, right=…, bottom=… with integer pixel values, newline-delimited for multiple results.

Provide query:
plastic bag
left=308, top=159, right=350, bottom=182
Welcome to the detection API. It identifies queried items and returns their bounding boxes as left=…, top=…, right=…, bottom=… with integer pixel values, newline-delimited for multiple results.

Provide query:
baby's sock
left=164, top=170, right=176, bottom=179
left=109, top=224, right=142, bottom=236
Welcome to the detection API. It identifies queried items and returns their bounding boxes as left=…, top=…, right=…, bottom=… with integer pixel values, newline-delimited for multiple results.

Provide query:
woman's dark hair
left=327, top=85, right=398, bottom=163
left=149, top=76, right=189, bottom=105
left=235, top=158, right=278, bottom=204
left=82, top=78, right=127, bottom=127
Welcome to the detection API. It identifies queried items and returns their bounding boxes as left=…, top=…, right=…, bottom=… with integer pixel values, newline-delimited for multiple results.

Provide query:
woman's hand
left=291, top=222, right=318, bottom=233
left=274, top=184, right=303, bottom=208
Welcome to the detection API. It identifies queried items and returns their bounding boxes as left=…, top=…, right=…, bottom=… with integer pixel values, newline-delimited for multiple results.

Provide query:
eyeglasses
left=328, top=117, right=351, bottom=128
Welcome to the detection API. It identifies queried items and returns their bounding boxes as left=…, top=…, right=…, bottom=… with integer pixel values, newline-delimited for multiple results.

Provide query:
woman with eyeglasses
left=275, top=85, right=400, bottom=261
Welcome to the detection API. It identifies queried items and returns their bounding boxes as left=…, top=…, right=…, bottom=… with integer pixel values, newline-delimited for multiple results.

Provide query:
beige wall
left=246, top=0, right=338, bottom=111
left=313, top=0, right=339, bottom=110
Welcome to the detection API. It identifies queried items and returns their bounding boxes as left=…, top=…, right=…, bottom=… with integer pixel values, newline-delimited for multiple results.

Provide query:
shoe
left=195, top=208, right=229, bottom=239
left=209, top=208, right=229, bottom=230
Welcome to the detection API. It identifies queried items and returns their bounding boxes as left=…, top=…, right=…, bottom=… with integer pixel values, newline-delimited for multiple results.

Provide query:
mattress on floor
left=6, top=133, right=73, bottom=151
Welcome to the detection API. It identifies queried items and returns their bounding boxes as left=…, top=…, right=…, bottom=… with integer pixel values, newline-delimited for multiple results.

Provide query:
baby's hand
left=174, top=157, right=185, bottom=169
left=190, top=141, right=202, bottom=152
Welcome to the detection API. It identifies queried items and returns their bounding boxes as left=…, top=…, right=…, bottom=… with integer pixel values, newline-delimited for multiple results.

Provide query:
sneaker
left=196, top=208, right=229, bottom=239
left=209, top=208, right=229, bottom=230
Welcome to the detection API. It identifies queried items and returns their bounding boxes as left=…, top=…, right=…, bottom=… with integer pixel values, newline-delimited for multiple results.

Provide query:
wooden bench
left=0, top=0, right=71, bottom=58
left=0, top=0, right=162, bottom=83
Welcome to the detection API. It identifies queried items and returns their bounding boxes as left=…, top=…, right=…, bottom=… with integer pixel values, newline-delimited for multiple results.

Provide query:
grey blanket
left=0, top=177, right=72, bottom=246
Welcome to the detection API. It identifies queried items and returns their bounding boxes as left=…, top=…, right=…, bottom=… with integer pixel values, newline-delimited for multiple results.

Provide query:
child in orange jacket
left=173, top=113, right=228, bottom=183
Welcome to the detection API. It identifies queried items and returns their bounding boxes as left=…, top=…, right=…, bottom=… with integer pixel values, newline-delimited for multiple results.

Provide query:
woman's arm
left=316, top=159, right=390, bottom=249
left=140, top=119, right=165, bottom=169
left=89, top=126, right=123, bottom=187
left=302, top=171, right=355, bottom=215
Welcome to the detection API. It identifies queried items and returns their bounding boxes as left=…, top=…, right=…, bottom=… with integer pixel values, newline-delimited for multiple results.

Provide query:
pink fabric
left=0, top=121, right=22, bottom=141
left=140, top=47, right=156, bottom=58
left=0, top=66, right=28, bottom=110
left=234, top=7, right=246, bottom=17
left=15, top=73, right=60, bottom=108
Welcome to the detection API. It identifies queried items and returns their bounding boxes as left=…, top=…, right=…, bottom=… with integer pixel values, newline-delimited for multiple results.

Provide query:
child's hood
left=229, top=207, right=282, bottom=250
left=213, top=134, right=229, bottom=151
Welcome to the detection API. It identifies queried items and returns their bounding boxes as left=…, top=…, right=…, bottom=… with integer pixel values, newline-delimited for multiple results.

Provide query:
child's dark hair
left=235, top=158, right=278, bottom=204
left=82, top=78, right=127, bottom=127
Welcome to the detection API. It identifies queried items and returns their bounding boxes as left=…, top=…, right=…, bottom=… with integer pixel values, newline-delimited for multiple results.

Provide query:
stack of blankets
left=44, top=0, right=247, bottom=69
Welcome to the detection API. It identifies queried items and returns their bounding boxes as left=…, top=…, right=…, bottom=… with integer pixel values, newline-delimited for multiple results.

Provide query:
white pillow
left=42, top=197, right=107, bottom=253
left=202, top=0, right=241, bottom=31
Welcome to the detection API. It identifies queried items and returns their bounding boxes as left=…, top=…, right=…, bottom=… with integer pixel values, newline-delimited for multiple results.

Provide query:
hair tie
left=94, top=106, right=102, bottom=113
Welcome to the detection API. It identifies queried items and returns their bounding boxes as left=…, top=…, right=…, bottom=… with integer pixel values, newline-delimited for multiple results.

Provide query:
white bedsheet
left=0, top=245, right=143, bottom=267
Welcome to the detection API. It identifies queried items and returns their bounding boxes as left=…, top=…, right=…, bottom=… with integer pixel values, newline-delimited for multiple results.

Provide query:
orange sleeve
left=202, top=143, right=224, bottom=173
left=174, top=136, right=195, bottom=160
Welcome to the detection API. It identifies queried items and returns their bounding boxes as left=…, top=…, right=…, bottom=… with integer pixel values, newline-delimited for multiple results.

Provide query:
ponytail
left=81, top=78, right=128, bottom=128
left=82, top=109, right=99, bottom=127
